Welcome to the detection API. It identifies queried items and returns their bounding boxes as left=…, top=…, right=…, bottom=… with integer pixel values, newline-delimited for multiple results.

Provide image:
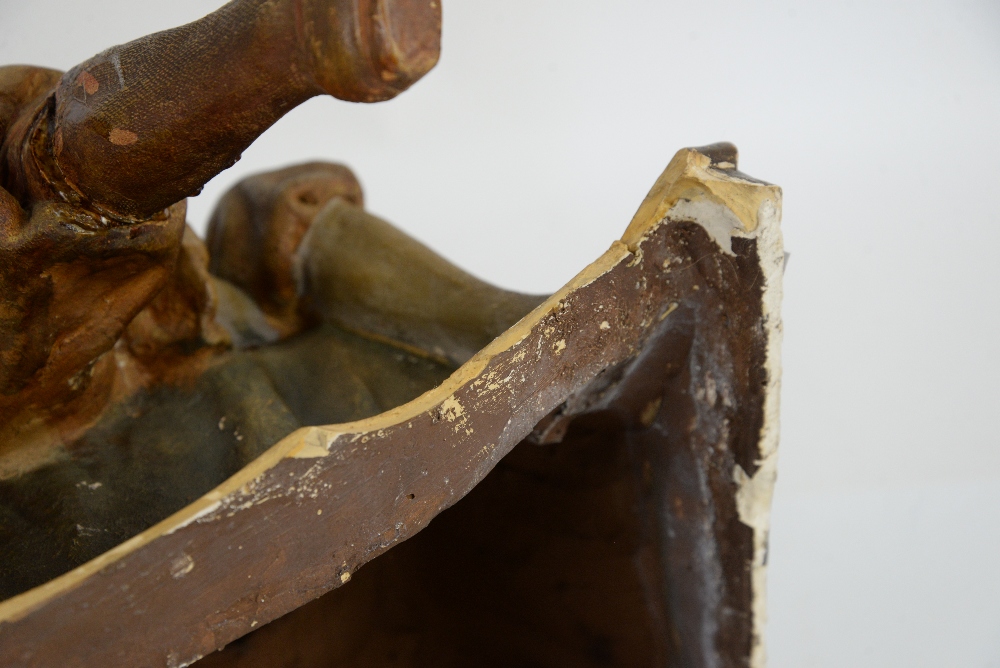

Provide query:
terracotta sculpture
left=0, top=0, right=473, bottom=586
left=0, top=0, right=443, bottom=463
left=0, top=3, right=784, bottom=667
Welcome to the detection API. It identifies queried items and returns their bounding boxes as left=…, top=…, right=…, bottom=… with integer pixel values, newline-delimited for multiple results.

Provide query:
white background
left=2, top=1, right=999, bottom=665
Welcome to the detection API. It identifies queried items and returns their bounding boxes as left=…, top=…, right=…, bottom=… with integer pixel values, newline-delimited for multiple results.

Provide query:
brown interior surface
left=197, top=414, right=668, bottom=667
left=190, top=222, right=770, bottom=668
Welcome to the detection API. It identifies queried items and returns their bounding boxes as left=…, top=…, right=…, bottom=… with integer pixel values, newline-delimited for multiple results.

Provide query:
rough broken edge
left=0, top=143, right=783, bottom=668
left=622, top=142, right=782, bottom=667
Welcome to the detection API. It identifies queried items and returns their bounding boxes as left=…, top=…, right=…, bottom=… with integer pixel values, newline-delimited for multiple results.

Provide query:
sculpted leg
left=205, top=163, right=546, bottom=362
left=0, top=1, right=441, bottom=433
left=206, top=162, right=365, bottom=339
left=4, top=0, right=441, bottom=220
left=0, top=65, right=189, bottom=431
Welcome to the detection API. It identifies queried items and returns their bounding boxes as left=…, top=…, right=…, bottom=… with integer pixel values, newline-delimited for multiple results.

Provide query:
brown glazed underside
left=196, top=222, right=768, bottom=668
left=0, top=208, right=771, bottom=667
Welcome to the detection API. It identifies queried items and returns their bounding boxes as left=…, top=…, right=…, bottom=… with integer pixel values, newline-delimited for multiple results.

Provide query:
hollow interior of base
left=195, top=413, right=669, bottom=667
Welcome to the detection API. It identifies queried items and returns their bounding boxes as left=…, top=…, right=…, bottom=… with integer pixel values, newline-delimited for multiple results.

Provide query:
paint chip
left=109, top=128, right=138, bottom=146
left=340, top=571, right=351, bottom=583
left=600, top=321, right=610, bottom=330
left=78, top=70, right=99, bottom=95
left=170, top=554, right=194, bottom=579
left=640, top=398, right=662, bottom=427
left=658, top=302, right=679, bottom=322
left=553, top=339, right=566, bottom=354
left=437, top=396, right=465, bottom=422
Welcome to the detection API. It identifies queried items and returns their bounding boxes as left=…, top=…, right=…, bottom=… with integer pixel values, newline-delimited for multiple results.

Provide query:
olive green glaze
left=0, top=165, right=545, bottom=599
left=0, top=323, right=456, bottom=600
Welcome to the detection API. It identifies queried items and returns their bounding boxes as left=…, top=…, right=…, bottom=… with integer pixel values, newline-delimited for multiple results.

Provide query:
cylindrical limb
left=6, top=0, right=440, bottom=220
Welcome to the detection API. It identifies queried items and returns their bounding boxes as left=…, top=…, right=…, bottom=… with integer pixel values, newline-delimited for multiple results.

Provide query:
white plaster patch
left=736, top=193, right=783, bottom=668
left=733, top=456, right=777, bottom=534
left=663, top=198, right=744, bottom=255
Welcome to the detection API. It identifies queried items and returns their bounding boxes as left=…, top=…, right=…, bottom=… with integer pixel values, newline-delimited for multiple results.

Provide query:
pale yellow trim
left=622, top=146, right=781, bottom=251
